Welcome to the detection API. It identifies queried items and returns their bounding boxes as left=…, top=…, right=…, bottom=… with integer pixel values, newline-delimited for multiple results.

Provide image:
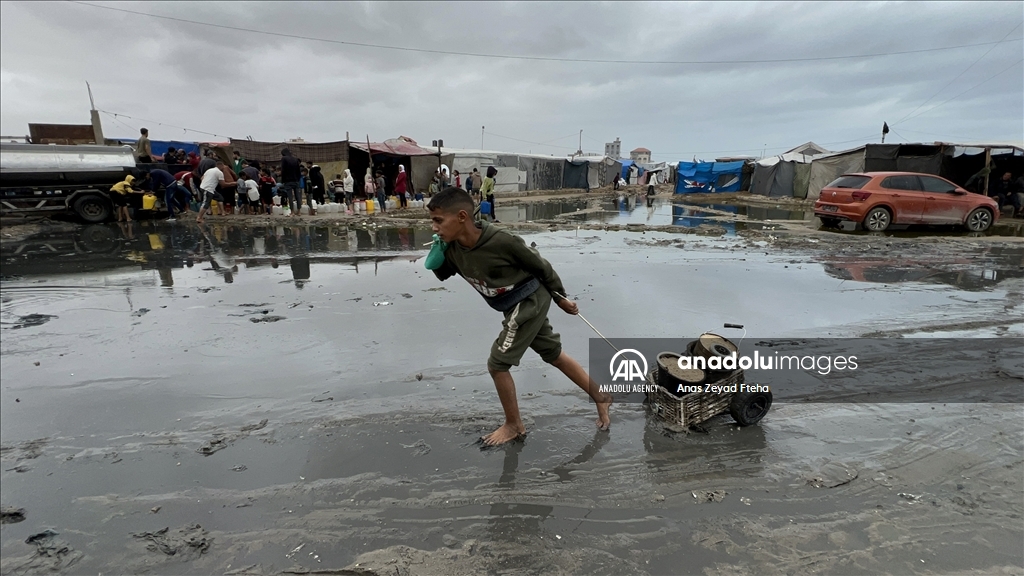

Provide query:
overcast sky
left=2, top=1, right=1021, bottom=160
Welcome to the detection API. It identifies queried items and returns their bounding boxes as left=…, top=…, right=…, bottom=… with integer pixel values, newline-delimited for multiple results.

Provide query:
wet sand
left=1, top=220, right=1022, bottom=574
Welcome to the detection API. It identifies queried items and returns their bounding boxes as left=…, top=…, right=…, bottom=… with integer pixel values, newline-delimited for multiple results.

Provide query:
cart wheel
left=729, top=390, right=772, bottom=426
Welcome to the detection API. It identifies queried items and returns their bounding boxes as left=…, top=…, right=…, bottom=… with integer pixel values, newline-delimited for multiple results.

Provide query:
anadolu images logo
left=609, top=349, right=648, bottom=382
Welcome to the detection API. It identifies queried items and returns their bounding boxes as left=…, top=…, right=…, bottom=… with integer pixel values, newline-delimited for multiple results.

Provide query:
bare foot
left=482, top=422, right=526, bottom=446
left=595, top=392, right=612, bottom=430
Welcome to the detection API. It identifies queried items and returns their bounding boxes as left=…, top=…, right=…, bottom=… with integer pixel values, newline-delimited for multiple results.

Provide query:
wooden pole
left=982, top=147, right=992, bottom=197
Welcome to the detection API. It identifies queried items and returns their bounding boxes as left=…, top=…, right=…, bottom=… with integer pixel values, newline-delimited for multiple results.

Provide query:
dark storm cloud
left=1, top=1, right=1020, bottom=159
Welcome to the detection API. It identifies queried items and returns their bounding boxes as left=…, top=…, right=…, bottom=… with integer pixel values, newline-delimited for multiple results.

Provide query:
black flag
left=882, top=122, right=890, bottom=135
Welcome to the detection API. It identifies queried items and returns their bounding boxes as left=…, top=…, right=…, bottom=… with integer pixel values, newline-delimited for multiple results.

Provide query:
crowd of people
left=112, top=128, right=504, bottom=224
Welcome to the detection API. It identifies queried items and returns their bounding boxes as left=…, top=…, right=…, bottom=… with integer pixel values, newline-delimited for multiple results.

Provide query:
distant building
left=288, top=137, right=306, bottom=143
left=630, top=147, right=651, bottom=163
left=605, top=138, right=621, bottom=159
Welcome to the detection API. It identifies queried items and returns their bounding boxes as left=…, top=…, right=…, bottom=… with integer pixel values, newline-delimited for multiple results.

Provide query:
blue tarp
left=619, top=160, right=644, bottom=180
left=111, top=138, right=200, bottom=157
left=674, top=160, right=744, bottom=193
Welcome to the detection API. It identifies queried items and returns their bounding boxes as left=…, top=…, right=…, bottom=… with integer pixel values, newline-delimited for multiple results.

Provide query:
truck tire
left=73, top=194, right=111, bottom=223
left=729, top=390, right=772, bottom=426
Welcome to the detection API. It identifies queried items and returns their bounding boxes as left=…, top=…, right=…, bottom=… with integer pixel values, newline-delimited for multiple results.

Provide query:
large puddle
left=2, top=222, right=1022, bottom=574
left=493, top=196, right=811, bottom=233
left=493, top=195, right=1023, bottom=237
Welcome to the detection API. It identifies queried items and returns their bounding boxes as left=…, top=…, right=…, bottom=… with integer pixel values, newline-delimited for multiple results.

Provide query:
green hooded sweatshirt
left=433, top=221, right=566, bottom=312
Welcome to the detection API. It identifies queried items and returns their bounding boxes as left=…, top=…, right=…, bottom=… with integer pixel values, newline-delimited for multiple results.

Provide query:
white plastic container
left=272, top=205, right=283, bottom=215
left=273, top=196, right=282, bottom=206
left=300, top=205, right=310, bottom=215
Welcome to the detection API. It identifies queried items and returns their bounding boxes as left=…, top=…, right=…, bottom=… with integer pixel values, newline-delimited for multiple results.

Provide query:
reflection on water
left=0, top=222, right=432, bottom=280
left=822, top=219, right=1024, bottom=238
left=494, top=196, right=812, bottom=233
left=820, top=245, right=1024, bottom=291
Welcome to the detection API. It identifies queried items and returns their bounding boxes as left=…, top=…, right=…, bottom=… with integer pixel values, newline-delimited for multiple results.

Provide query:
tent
left=350, top=137, right=441, bottom=196
left=674, top=161, right=745, bottom=193
left=577, top=156, right=622, bottom=189
left=806, top=147, right=866, bottom=200
left=619, top=160, right=644, bottom=184
left=562, top=160, right=589, bottom=189
left=518, top=155, right=564, bottom=191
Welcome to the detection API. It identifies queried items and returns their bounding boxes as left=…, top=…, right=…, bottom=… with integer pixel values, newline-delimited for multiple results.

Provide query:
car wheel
left=729, top=390, right=772, bottom=426
left=820, top=217, right=840, bottom=229
left=862, top=207, right=891, bottom=232
left=73, top=195, right=112, bottom=223
left=964, top=208, right=993, bottom=232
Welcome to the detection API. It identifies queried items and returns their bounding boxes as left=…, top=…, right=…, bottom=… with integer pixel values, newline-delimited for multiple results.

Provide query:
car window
left=919, top=176, right=957, bottom=193
left=881, top=175, right=922, bottom=191
left=825, top=175, right=872, bottom=189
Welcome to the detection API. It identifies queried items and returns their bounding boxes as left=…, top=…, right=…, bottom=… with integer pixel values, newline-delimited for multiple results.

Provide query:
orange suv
left=814, top=172, right=999, bottom=232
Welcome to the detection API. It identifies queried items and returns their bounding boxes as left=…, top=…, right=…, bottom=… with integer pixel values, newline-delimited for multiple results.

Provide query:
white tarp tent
left=806, top=146, right=867, bottom=200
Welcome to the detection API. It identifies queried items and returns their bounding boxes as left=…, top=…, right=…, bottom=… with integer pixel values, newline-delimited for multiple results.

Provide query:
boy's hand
left=557, top=297, right=578, bottom=315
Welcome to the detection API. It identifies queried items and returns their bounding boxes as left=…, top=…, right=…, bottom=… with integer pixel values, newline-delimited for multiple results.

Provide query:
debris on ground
left=250, top=316, right=286, bottom=323
left=401, top=439, right=431, bottom=456
left=692, top=489, right=727, bottom=503
left=132, top=524, right=211, bottom=559
left=7, top=314, right=57, bottom=330
left=3, top=529, right=84, bottom=573
left=197, top=419, right=269, bottom=456
left=373, top=301, right=392, bottom=307
left=807, top=462, right=859, bottom=488
left=0, top=507, right=26, bottom=524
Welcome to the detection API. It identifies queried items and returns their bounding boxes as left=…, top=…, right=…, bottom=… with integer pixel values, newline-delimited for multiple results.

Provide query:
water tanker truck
left=0, top=143, right=138, bottom=222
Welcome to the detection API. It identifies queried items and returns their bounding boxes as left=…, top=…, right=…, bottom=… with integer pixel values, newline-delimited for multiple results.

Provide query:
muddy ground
left=1, top=192, right=1022, bottom=574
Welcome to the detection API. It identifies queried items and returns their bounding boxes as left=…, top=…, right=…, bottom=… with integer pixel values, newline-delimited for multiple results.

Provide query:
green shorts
left=488, top=287, right=562, bottom=372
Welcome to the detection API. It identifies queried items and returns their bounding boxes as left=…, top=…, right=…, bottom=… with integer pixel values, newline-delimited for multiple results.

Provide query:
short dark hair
left=140, top=128, right=148, bottom=135
left=233, top=150, right=240, bottom=155
left=427, top=187, right=474, bottom=214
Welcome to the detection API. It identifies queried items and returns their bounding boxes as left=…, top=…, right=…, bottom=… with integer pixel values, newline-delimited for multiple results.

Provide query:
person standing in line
left=309, top=165, right=326, bottom=213
left=343, top=169, right=355, bottom=205
left=258, top=168, right=276, bottom=214
left=279, top=148, right=302, bottom=215
left=330, top=173, right=346, bottom=204
left=453, top=170, right=462, bottom=189
left=375, top=170, right=387, bottom=212
left=471, top=168, right=483, bottom=198
left=395, top=165, right=409, bottom=208
left=136, top=128, right=153, bottom=163
left=465, top=168, right=475, bottom=195
left=232, top=151, right=245, bottom=175
left=481, top=166, right=496, bottom=212
left=364, top=168, right=376, bottom=203
left=219, top=159, right=237, bottom=215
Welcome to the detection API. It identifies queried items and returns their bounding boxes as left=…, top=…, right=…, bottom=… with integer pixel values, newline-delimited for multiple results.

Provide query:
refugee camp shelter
left=674, top=161, right=746, bottom=193
left=619, top=160, right=644, bottom=184
left=784, top=142, right=830, bottom=157
left=350, top=137, right=441, bottom=196
left=580, top=156, right=623, bottom=189
left=750, top=152, right=817, bottom=198
left=227, top=138, right=350, bottom=183
left=805, top=142, right=1024, bottom=200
